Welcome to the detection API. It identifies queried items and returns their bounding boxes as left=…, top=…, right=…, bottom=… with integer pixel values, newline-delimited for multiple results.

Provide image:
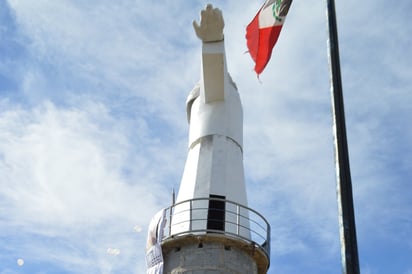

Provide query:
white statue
left=173, top=4, right=249, bottom=238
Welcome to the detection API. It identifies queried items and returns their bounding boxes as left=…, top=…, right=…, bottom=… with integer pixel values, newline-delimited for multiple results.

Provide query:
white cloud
left=0, top=100, right=170, bottom=272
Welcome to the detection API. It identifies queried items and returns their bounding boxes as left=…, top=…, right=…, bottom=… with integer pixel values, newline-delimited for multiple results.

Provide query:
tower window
left=207, top=194, right=226, bottom=231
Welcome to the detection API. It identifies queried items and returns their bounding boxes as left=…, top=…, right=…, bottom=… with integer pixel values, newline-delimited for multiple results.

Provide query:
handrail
left=160, top=197, right=271, bottom=258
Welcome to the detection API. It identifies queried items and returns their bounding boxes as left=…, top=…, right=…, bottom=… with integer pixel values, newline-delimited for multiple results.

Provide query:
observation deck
left=160, top=197, right=270, bottom=273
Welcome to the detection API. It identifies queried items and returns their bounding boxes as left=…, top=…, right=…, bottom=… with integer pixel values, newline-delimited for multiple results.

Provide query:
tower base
left=162, top=234, right=269, bottom=274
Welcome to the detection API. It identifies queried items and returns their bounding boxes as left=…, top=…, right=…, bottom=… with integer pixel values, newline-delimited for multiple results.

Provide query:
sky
left=0, top=0, right=411, bottom=273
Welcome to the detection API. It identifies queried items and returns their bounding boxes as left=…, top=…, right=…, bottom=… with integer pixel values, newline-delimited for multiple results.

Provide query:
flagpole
left=325, top=0, right=360, bottom=273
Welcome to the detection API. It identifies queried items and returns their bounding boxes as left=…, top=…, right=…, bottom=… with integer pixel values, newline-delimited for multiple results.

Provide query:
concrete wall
left=163, top=241, right=258, bottom=274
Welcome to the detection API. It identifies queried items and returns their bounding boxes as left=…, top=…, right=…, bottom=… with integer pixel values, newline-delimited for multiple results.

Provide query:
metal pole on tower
left=325, top=0, right=360, bottom=273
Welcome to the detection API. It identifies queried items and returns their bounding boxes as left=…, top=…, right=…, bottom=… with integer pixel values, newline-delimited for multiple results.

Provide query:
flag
left=246, top=0, right=292, bottom=75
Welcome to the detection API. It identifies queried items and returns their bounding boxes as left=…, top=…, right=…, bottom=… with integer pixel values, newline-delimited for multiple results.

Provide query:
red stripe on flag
left=245, top=12, right=260, bottom=64
left=246, top=20, right=283, bottom=75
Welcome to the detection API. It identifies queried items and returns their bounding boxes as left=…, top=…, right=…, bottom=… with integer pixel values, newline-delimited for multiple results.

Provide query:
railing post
left=189, top=200, right=193, bottom=231
left=168, top=206, right=172, bottom=237
left=236, top=204, right=240, bottom=235
left=266, top=222, right=271, bottom=257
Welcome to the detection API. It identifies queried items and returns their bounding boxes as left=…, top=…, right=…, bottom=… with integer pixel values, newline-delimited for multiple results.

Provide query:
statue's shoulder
left=186, top=83, right=200, bottom=123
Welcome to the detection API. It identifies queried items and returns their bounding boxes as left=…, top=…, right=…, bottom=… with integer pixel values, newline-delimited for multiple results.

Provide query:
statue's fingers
left=193, top=20, right=201, bottom=36
left=211, top=8, right=224, bottom=27
left=218, top=15, right=224, bottom=28
left=201, top=7, right=211, bottom=22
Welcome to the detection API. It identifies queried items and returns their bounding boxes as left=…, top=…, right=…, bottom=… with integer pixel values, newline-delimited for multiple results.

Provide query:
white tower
left=146, top=4, right=270, bottom=274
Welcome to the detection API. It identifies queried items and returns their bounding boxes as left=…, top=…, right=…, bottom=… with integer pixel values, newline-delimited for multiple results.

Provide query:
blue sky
left=0, top=0, right=411, bottom=273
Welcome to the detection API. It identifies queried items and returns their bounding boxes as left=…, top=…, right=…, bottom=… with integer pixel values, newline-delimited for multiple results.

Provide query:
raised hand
left=193, top=4, right=224, bottom=42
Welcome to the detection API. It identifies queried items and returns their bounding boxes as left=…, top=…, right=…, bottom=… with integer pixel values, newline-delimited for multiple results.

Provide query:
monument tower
left=146, top=4, right=270, bottom=274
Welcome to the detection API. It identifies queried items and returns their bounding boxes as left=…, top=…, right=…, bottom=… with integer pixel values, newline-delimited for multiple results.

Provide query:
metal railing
left=161, top=197, right=271, bottom=258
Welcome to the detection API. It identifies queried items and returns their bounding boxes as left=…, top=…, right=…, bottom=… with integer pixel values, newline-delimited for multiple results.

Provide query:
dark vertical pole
left=325, top=0, right=360, bottom=273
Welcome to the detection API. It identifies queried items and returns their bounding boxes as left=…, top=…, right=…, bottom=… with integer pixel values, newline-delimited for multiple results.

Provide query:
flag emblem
left=273, top=0, right=291, bottom=21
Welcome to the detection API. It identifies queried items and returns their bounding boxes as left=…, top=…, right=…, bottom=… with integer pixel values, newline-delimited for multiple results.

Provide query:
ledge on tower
left=159, top=197, right=271, bottom=273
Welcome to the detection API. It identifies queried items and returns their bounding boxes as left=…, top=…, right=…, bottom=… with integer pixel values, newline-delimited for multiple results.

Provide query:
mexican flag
left=246, top=0, right=292, bottom=75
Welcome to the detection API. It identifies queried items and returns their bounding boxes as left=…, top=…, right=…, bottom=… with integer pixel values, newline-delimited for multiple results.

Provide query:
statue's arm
left=193, top=4, right=226, bottom=103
